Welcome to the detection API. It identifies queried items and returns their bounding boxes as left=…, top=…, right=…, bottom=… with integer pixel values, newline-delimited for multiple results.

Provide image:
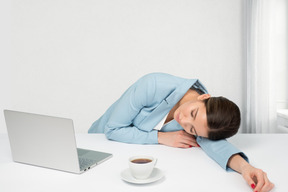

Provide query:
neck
left=178, top=89, right=201, bottom=105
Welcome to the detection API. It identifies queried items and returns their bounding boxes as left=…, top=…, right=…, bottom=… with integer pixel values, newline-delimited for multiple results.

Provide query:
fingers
left=243, top=168, right=274, bottom=192
left=177, top=130, right=199, bottom=148
left=253, top=171, right=274, bottom=192
left=261, top=173, right=274, bottom=192
left=176, top=143, right=192, bottom=148
left=254, top=171, right=265, bottom=192
left=243, top=173, right=256, bottom=191
left=158, top=130, right=200, bottom=148
left=177, top=141, right=198, bottom=148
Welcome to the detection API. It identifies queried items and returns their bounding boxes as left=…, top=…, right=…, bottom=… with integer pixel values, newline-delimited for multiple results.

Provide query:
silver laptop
left=4, top=110, right=112, bottom=174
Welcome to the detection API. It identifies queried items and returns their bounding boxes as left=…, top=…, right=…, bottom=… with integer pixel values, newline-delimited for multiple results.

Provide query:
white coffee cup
left=128, top=156, right=157, bottom=180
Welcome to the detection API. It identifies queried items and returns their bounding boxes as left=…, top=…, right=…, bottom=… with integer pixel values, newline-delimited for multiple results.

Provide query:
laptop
left=3, top=109, right=112, bottom=174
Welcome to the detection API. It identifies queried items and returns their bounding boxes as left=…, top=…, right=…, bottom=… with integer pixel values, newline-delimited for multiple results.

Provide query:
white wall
left=1, top=0, right=246, bottom=133
left=0, top=0, right=12, bottom=133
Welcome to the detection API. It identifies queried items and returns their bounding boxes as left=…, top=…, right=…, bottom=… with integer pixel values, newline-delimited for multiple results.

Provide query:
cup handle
left=153, top=158, right=157, bottom=166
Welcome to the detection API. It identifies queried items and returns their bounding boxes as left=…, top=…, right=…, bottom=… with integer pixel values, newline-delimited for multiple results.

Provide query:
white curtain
left=245, top=0, right=280, bottom=133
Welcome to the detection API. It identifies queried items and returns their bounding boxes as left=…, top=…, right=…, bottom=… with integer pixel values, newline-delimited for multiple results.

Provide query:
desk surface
left=0, top=133, right=287, bottom=192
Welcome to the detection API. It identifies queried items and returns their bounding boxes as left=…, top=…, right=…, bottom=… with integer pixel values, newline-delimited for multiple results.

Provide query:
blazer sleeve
left=197, top=136, right=249, bottom=171
left=102, top=73, right=170, bottom=144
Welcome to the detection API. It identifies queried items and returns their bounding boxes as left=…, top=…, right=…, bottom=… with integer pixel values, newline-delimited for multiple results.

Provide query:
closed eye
left=190, top=126, right=198, bottom=137
left=191, top=111, right=194, bottom=118
left=190, top=127, right=195, bottom=134
left=191, top=108, right=199, bottom=120
left=190, top=127, right=193, bottom=134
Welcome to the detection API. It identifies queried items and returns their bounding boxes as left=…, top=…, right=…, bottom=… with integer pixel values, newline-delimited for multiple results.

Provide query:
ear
left=197, top=94, right=211, bottom=101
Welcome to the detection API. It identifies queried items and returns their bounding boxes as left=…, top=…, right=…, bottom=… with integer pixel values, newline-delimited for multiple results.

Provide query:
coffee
left=131, top=158, right=152, bottom=164
left=129, top=156, right=157, bottom=179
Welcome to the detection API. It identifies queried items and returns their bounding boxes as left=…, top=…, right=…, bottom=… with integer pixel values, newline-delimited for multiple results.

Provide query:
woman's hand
left=158, top=130, right=199, bottom=148
left=241, top=164, right=274, bottom=192
left=228, top=154, right=274, bottom=192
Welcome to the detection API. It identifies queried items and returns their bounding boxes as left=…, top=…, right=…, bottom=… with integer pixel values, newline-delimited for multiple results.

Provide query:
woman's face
left=174, top=99, right=209, bottom=138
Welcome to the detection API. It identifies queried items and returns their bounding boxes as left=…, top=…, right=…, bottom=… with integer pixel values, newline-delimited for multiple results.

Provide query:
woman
left=89, top=73, right=274, bottom=192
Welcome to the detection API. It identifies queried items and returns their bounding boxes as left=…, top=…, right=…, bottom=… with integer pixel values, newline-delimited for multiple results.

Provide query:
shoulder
left=134, top=73, right=196, bottom=100
left=134, top=73, right=201, bottom=94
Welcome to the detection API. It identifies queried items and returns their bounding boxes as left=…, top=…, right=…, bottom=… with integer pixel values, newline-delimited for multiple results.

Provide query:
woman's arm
left=158, top=131, right=199, bottom=148
left=228, top=154, right=274, bottom=192
left=91, top=73, right=190, bottom=144
left=196, top=137, right=274, bottom=191
left=102, top=74, right=160, bottom=144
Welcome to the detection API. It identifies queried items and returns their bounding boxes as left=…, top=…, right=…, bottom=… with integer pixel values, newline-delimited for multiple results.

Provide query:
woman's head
left=174, top=94, right=241, bottom=140
left=204, top=96, right=241, bottom=140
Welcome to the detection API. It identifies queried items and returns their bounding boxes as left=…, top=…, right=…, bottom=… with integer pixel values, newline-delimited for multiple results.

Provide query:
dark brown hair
left=204, top=97, right=241, bottom=140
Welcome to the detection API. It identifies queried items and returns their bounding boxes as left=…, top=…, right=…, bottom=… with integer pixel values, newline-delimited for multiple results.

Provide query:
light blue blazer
left=88, top=73, right=248, bottom=170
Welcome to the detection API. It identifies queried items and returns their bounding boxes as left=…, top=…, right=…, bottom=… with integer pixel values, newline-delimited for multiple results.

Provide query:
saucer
left=120, top=168, right=164, bottom=184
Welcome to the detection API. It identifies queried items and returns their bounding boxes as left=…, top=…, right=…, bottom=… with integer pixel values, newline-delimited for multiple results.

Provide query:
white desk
left=0, top=133, right=287, bottom=192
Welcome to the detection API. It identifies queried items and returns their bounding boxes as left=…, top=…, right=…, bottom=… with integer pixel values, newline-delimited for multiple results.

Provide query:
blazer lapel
left=139, top=90, right=183, bottom=131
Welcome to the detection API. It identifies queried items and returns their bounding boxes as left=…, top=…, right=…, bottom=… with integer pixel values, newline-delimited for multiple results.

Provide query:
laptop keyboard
left=79, top=157, right=97, bottom=171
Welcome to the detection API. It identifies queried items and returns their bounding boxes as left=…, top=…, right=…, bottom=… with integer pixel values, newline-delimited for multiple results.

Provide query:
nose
left=179, top=111, right=192, bottom=124
left=180, top=113, right=190, bottom=124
